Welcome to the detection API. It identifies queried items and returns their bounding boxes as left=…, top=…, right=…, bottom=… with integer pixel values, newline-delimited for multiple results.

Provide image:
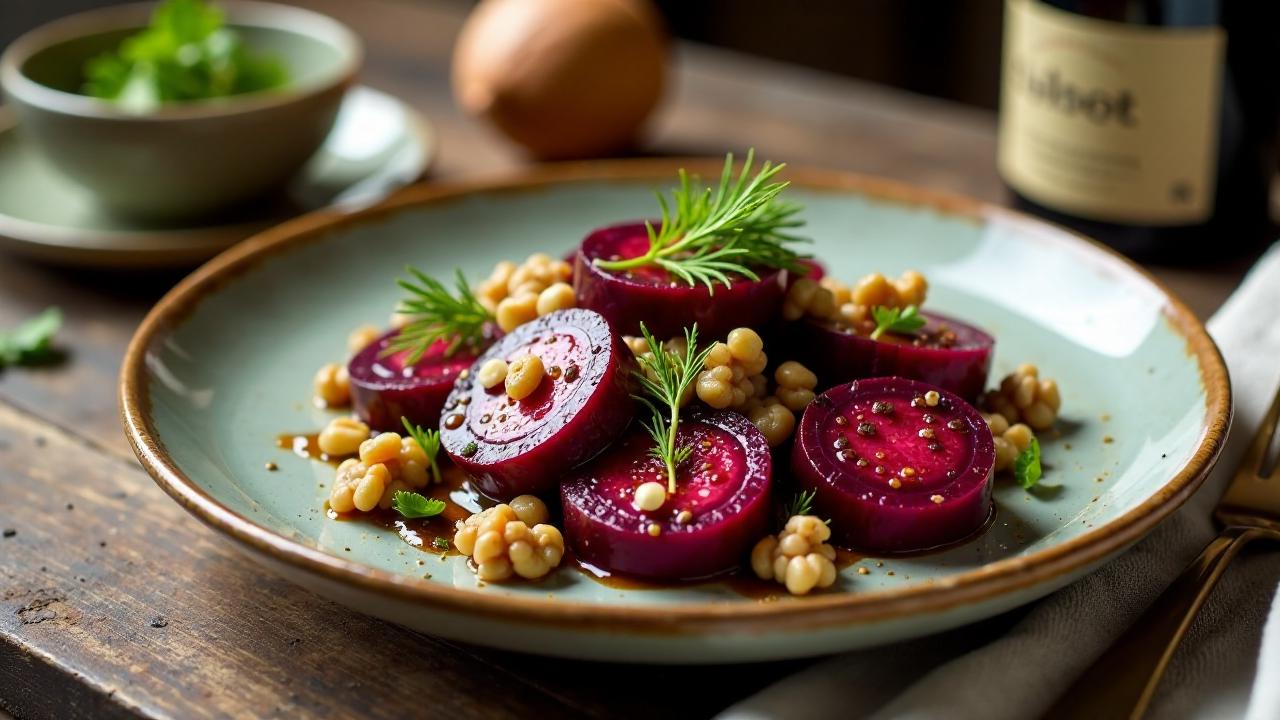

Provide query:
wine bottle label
left=998, top=0, right=1225, bottom=225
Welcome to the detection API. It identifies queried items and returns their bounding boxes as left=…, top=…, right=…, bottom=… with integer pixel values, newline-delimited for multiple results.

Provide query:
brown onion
left=451, top=0, right=667, bottom=159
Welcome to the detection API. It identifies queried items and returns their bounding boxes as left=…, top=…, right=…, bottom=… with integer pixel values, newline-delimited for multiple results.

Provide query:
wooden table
left=0, top=1, right=1256, bottom=718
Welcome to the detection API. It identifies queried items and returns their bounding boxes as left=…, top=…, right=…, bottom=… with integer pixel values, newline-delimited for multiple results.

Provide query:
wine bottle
left=997, top=0, right=1279, bottom=261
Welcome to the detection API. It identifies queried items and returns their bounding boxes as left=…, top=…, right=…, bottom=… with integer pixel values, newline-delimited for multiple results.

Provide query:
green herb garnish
left=401, top=417, right=442, bottom=485
left=83, top=0, right=289, bottom=113
left=786, top=489, right=817, bottom=518
left=391, top=267, right=494, bottom=363
left=0, top=307, right=62, bottom=367
left=593, top=150, right=807, bottom=292
left=1014, top=437, right=1043, bottom=489
left=391, top=491, right=446, bottom=519
left=634, top=323, right=715, bottom=493
left=869, top=304, right=926, bottom=340
left=431, top=537, right=450, bottom=551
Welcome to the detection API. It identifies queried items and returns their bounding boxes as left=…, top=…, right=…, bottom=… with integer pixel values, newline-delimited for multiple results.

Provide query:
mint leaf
left=391, top=491, right=445, bottom=519
left=870, top=304, right=926, bottom=340
left=1014, top=437, right=1043, bottom=489
left=0, top=307, right=62, bottom=367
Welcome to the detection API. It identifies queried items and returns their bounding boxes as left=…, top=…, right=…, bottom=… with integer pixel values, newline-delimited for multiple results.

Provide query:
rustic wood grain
left=0, top=0, right=1253, bottom=718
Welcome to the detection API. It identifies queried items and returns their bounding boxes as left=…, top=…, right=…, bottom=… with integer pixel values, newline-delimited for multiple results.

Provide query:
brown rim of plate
left=119, top=158, right=1232, bottom=635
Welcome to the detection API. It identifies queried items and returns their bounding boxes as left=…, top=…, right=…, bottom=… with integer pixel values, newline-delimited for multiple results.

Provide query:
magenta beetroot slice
left=561, top=410, right=773, bottom=581
left=573, top=221, right=786, bottom=339
left=348, top=328, right=486, bottom=431
left=792, top=377, right=994, bottom=553
left=792, top=310, right=994, bottom=402
left=440, top=308, right=636, bottom=500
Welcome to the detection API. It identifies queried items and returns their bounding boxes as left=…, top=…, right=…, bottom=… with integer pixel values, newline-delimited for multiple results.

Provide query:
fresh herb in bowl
left=82, top=0, right=289, bottom=112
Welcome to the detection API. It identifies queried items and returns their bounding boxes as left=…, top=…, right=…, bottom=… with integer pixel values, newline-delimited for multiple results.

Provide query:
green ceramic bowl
left=120, top=160, right=1230, bottom=663
left=0, top=1, right=361, bottom=222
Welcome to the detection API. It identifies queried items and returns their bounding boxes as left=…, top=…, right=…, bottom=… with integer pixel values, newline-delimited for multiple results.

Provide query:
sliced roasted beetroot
left=348, top=328, right=483, bottom=431
left=792, top=310, right=994, bottom=402
left=440, top=309, right=636, bottom=500
left=573, top=221, right=786, bottom=339
left=561, top=410, right=772, bottom=580
left=793, top=377, right=994, bottom=553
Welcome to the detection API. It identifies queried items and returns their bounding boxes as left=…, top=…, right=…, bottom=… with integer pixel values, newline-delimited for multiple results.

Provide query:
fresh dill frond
left=388, top=267, right=493, bottom=363
left=633, top=323, right=715, bottom=494
left=401, top=416, right=443, bottom=485
left=594, top=150, right=808, bottom=292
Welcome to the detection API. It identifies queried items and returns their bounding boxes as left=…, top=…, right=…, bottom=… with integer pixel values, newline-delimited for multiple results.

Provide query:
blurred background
left=2, top=0, right=1006, bottom=108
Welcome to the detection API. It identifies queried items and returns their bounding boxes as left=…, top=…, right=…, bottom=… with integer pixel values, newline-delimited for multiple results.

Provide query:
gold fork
left=1046, top=384, right=1280, bottom=720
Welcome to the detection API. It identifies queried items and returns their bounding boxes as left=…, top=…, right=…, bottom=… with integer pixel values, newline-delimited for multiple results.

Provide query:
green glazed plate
left=121, top=160, right=1230, bottom=663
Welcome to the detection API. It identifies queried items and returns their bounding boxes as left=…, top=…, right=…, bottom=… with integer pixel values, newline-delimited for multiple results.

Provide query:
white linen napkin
left=721, top=244, right=1280, bottom=720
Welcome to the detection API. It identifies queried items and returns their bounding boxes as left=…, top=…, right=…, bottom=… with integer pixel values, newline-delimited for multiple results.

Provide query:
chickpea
left=509, top=494, right=549, bottom=526
left=633, top=481, right=667, bottom=511
left=535, top=282, right=576, bottom=316
left=359, top=432, right=402, bottom=466
left=313, top=362, right=351, bottom=407
left=317, top=417, right=370, bottom=457
left=623, top=336, right=650, bottom=356
left=726, top=328, right=764, bottom=362
left=347, top=325, right=380, bottom=354
left=505, top=354, right=545, bottom=401
left=477, top=358, right=509, bottom=389
left=353, top=463, right=390, bottom=512
left=495, top=293, right=539, bottom=333
left=775, top=361, right=817, bottom=390
left=748, top=402, right=796, bottom=447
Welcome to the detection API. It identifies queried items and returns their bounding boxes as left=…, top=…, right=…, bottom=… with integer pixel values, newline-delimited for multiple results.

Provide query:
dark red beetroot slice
left=574, top=221, right=786, bottom=339
left=561, top=410, right=772, bottom=580
left=792, top=377, right=994, bottom=553
left=792, top=310, right=994, bottom=402
left=440, top=309, right=636, bottom=500
left=348, top=328, right=483, bottom=431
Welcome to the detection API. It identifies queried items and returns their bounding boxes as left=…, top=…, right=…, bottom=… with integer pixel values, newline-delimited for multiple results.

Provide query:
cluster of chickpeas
left=750, top=514, right=839, bottom=595
left=475, top=254, right=577, bottom=332
left=326, top=425, right=437, bottom=513
left=624, top=327, right=819, bottom=448
left=695, top=328, right=769, bottom=410
left=983, top=412, right=1036, bottom=472
left=782, top=271, right=928, bottom=336
left=453, top=496, right=565, bottom=581
left=980, top=364, right=1061, bottom=431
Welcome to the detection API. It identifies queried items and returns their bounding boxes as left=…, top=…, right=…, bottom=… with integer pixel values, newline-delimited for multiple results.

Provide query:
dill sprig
left=633, top=323, right=715, bottom=494
left=593, top=150, right=808, bottom=292
left=388, top=267, right=493, bottom=363
left=786, top=489, right=817, bottom=518
left=401, top=416, right=443, bottom=485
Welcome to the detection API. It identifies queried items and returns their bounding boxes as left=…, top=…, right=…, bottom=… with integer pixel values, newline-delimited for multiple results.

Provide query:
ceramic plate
left=121, top=160, right=1229, bottom=663
left=0, top=85, right=434, bottom=268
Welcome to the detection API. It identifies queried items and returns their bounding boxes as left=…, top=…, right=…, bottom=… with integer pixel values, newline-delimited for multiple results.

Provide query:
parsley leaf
left=401, top=417, right=442, bottom=484
left=870, top=304, right=926, bottom=340
left=431, top=537, right=450, bottom=551
left=391, top=491, right=445, bottom=519
left=0, top=307, right=62, bottom=367
left=1013, top=437, right=1043, bottom=489
left=83, top=0, right=289, bottom=112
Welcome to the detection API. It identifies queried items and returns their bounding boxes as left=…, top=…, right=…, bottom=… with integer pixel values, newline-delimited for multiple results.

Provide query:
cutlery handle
left=1043, top=525, right=1263, bottom=720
